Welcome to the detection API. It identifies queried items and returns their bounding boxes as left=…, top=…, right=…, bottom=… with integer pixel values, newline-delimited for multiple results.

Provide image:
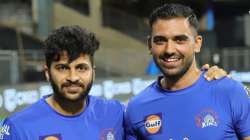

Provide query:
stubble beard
left=153, top=55, right=194, bottom=82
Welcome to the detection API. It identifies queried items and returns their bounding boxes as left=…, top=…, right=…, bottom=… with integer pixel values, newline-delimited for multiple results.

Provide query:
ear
left=147, top=36, right=152, bottom=49
left=147, top=36, right=153, bottom=55
left=92, top=65, right=96, bottom=81
left=194, top=35, right=202, bottom=53
left=44, top=65, right=50, bottom=82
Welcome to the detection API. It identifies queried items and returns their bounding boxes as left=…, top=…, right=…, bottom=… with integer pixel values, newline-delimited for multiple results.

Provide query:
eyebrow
left=54, top=63, right=69, bottom=68
left=173, top=35, right=189, bottom=40
left=153, top=34, right=190, bottom=41
left=57, top=62, right=90, bottom=67
left=75, top=63, right=90, bottom=68
left=152, top=36, right=168, bottom=41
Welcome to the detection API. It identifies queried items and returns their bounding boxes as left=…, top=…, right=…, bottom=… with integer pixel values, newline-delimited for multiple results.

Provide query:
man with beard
left=0, top=26, right=228, bottom=140
left=1, top=25, right=124, bottom=139
left=125, top=3, right=250, bottom=140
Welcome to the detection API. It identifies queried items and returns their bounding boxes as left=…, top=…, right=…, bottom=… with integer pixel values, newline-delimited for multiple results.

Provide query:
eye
left=55, top=65, right=69, bottom=72
left=173, top=35, right=189, bottom=44
left=76, top=64, right=90, bottom=72
left=152, top=36, right=167, bottom=46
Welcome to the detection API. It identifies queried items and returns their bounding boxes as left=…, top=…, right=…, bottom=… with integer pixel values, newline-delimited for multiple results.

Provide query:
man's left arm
left=242, top=86, right=250, bottom=140
left=231, top=84, right=250, bottom=139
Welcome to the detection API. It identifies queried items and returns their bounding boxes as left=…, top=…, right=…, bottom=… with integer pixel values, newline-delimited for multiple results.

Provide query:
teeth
left=166, top=58, right=179, bottom=62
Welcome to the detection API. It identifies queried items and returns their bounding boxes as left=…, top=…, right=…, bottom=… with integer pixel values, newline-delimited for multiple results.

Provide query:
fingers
left=214, top=70, right=227, bottom=79
left=201, top=64, right=210, bottom=71
left=204, top=65, right=228, bottom=81
left=226, top=74, right=232, bottom=79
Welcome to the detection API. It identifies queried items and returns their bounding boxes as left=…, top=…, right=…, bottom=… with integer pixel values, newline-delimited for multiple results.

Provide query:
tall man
left=125, top=3, right=250, bottom=140
left=1, top=25, right=124, bottom=139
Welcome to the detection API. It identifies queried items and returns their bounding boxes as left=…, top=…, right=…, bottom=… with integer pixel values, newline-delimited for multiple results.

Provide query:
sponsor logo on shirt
left=39, top=134, right=61, bottom=140
left=100, top=128, right=115, bottom=140
left=195, top=109, right=219, bottom=128
left=0, top=124, right=10, bottom=139
left=144, top=113, right=162, bottom=135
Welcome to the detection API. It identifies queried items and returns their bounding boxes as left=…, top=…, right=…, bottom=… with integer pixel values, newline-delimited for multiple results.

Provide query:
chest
left=131, top=96, right=236, bottom=140
left=18, top=117, right=123, bottom=140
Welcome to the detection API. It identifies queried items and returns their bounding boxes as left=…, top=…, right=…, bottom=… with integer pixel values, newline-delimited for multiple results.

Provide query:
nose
left=164, top=40, right=176, bottom=54
left=67, top=69, right=79, bottom=82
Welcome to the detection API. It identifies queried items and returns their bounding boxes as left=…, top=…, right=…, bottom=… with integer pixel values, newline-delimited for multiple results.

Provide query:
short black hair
left=44, top=25, right=100, bottom=67
left=149, top=3, right=199, bottom=32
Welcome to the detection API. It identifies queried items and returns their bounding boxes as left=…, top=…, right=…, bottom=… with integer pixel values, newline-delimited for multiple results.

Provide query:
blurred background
left=0, top=0, right=250, bottom=120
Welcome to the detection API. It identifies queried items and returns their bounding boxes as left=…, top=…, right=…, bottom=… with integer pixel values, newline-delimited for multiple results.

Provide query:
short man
left=1, top=26, right=124, bottom=139
left=125, top=4, right=250, bottom=140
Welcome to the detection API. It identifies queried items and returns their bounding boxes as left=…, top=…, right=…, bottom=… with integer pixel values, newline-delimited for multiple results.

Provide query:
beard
left=153, top=54, right=194, bottom=82
left=49, top=73, right=93, bottom=103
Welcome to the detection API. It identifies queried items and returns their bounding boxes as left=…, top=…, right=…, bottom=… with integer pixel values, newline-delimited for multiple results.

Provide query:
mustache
left=159, top=53, right=182, bottom=59
left=61, top=81, right=85, bottom=88
left=159, top=53, right=175, bottom=59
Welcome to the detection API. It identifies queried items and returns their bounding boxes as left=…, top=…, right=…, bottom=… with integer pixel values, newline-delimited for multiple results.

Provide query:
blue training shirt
left=1, top=95, right=124, bottom=140
left=125, top=72, right=250, bottom=140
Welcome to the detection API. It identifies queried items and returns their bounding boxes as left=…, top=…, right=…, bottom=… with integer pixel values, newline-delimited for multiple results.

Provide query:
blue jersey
left=125, top=72, right=250, bottom=140
left=1, top=95, right=124, bottom=140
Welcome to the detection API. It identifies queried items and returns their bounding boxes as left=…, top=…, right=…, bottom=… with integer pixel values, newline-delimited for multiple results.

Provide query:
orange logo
left=144, top=114, right=162, bottom=134
left=39, top=134, right=61, bottom=140
left=44, top=136, right=59, bottom=140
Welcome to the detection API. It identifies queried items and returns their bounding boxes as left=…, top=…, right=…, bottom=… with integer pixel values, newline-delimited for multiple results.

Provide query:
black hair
left=44, top=25, right=100, bottom=67
left=149, top=3, right=199, bottom=32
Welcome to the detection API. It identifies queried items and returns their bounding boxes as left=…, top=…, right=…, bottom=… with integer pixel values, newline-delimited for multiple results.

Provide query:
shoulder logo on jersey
left=195, top=109, right=219, bottom=128
left=100, top=128, right=115, bottom=140
left=144, top=113, right=162, bottom=135
left=0, top=124, right=10, bottom=139
left=39, top=134, right=61, bottom=140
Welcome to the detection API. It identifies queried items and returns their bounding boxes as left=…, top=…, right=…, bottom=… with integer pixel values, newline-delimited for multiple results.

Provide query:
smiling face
left=149, top=18, right=202, bottom=78
left=45, top=52, right=94, bottom=102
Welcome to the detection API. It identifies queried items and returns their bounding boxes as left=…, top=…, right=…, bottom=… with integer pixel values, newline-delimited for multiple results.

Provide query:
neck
left=46, top=95, right=87, bottom=116
left=161, top=61, right=201, bottom=91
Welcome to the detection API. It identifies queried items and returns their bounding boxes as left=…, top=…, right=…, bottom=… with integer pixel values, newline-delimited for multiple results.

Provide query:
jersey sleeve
left=124, top=105, right=138, bottom=140
left=124, top=118, right=137, bottom=140
left=0, top=118, right=21, bottom=140
left=231, top=83, right=250, bottom=138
